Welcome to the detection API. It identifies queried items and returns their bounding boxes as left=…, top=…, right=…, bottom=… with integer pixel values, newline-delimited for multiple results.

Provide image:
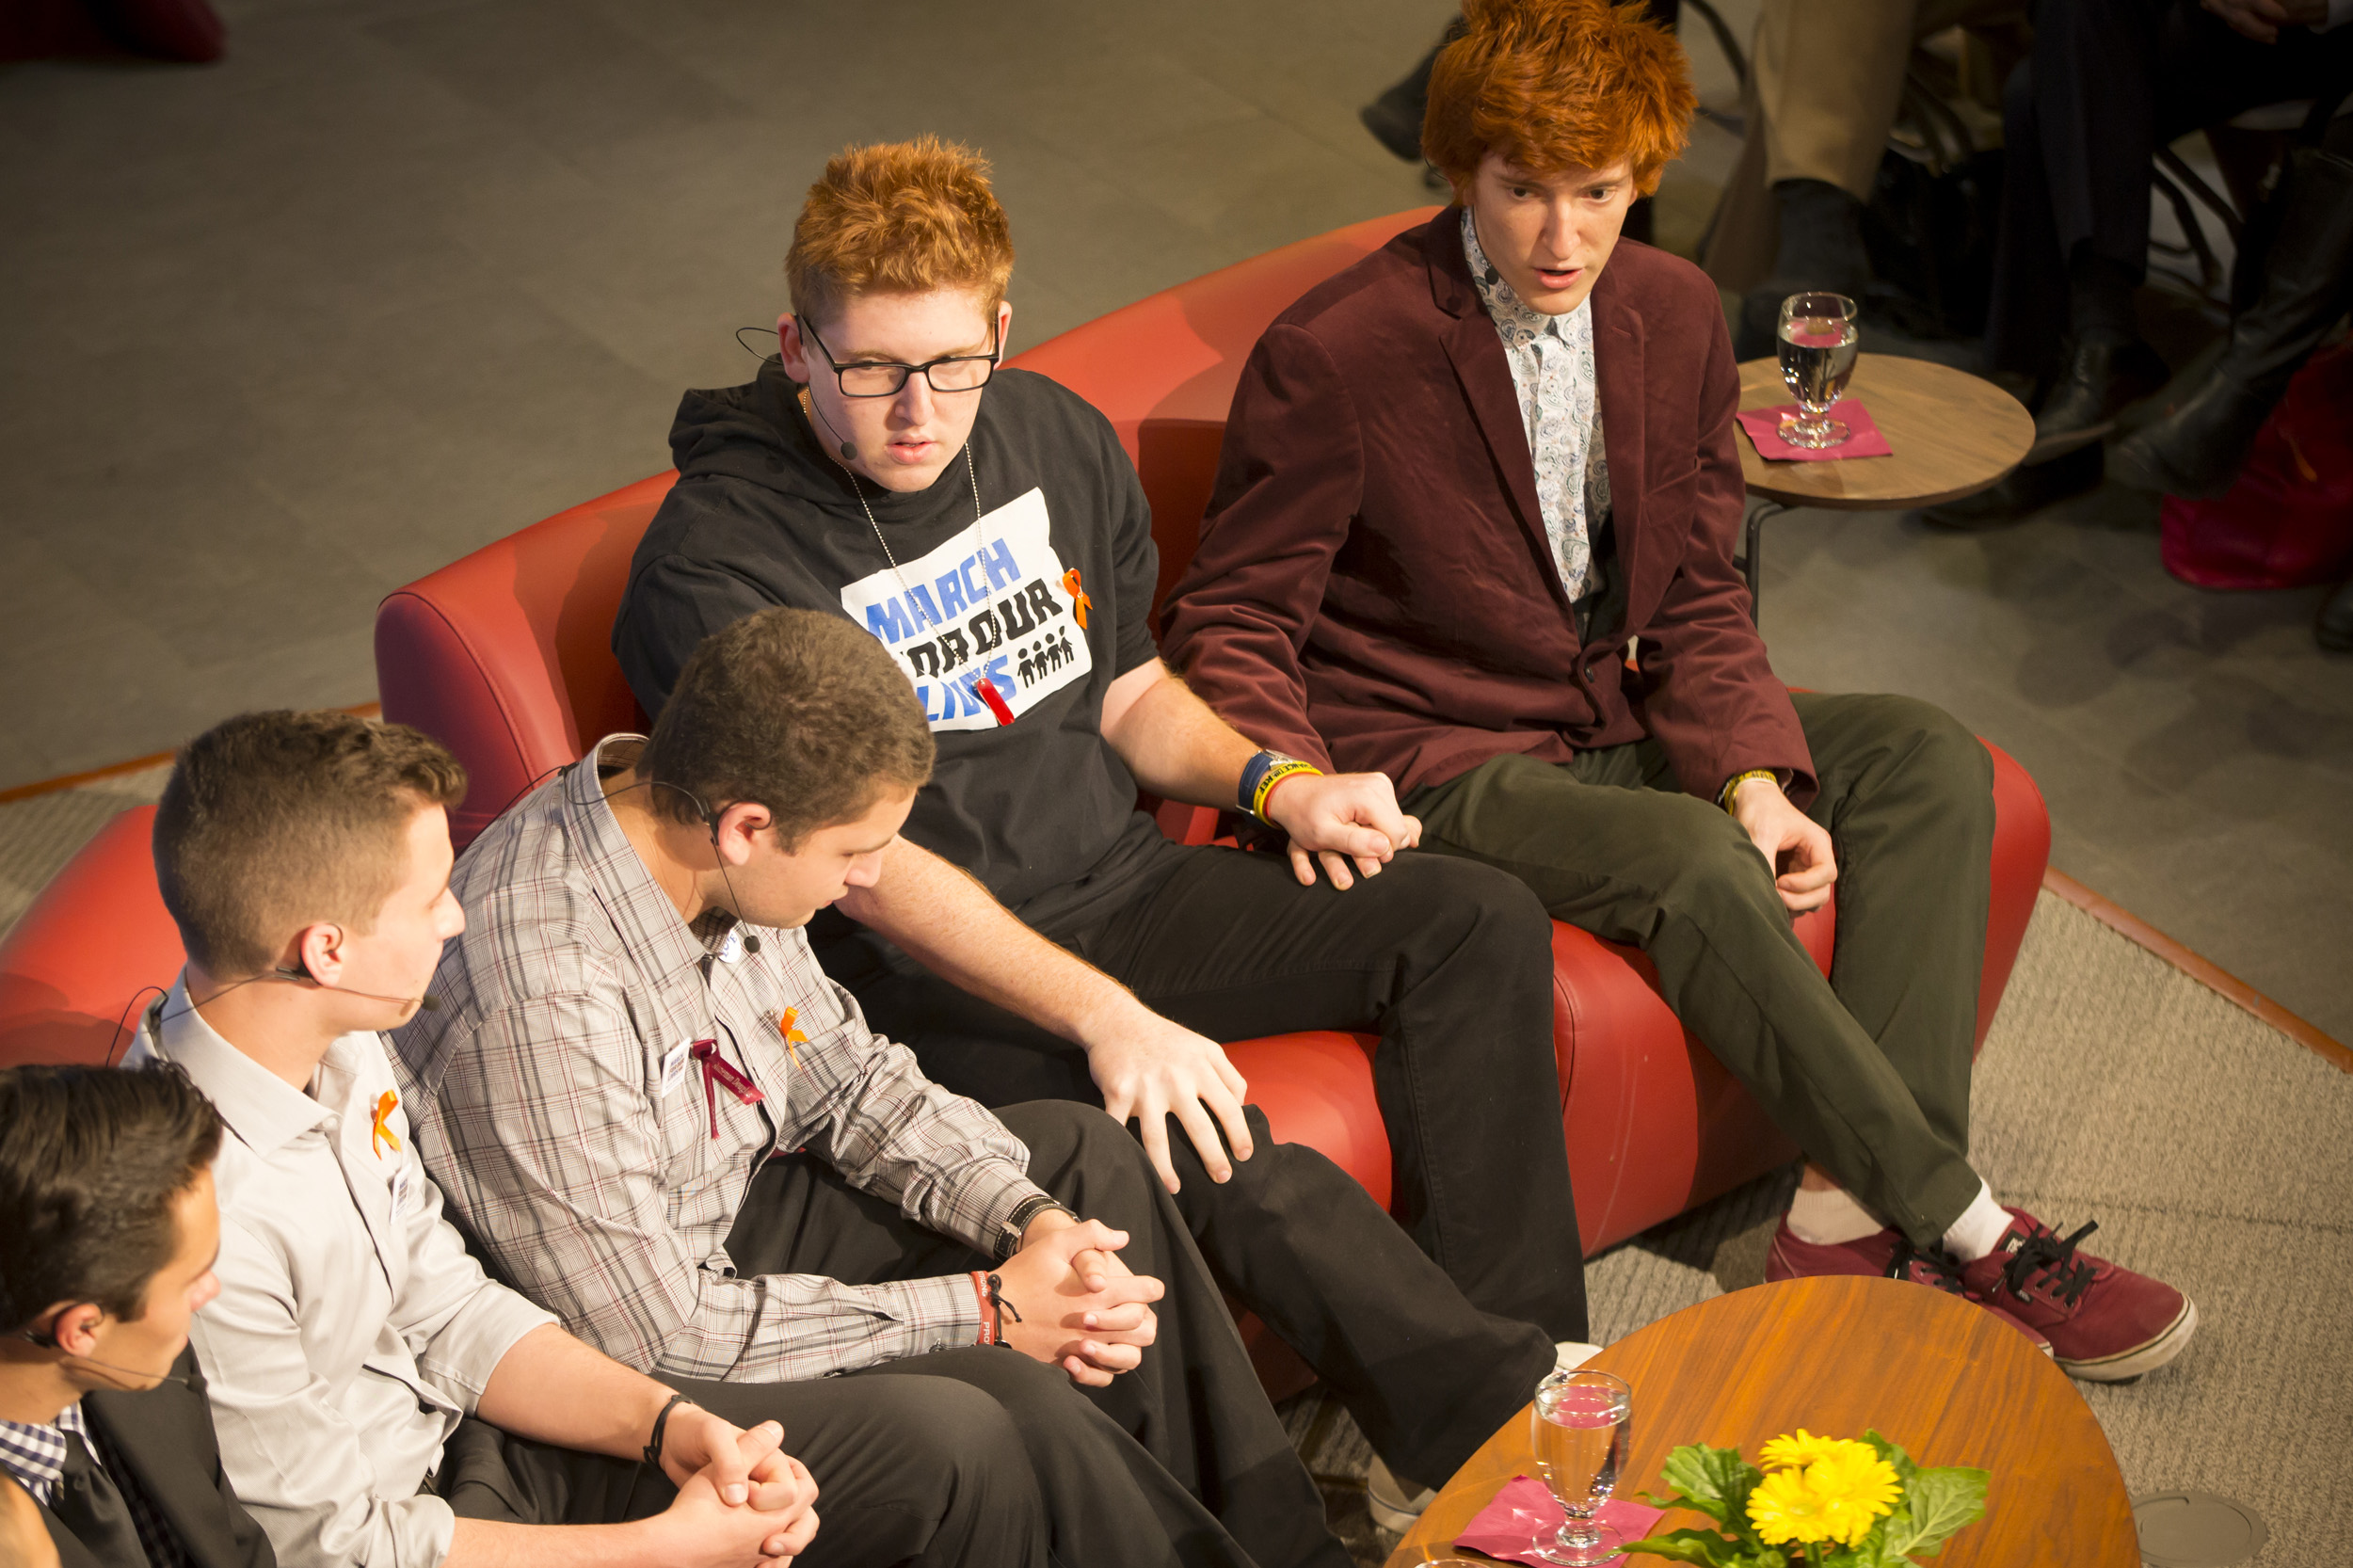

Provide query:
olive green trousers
left=1406, top=692, right=1994, bottom=1246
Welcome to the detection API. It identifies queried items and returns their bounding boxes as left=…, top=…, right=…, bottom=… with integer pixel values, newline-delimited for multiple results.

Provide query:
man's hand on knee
left=1087, top=1015, right=1253, bottom=1192
left=1729, top=776, right=1836, bottom=914
left=1265, top=771, right=1422, bottom=889
left=994, top=1214, right=1165, bottom=1387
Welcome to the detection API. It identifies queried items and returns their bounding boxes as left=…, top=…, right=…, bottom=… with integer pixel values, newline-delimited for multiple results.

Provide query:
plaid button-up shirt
left=392, top=736, right=1048, bottom=1383
left=0, top=1404, right=190, bottom=1568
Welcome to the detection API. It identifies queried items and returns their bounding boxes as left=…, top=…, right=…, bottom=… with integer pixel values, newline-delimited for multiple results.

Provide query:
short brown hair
left=1425, top=0, right=1696, bottom=199
left=0, top=1064, right=222, bottom=1332
left=154, top=710, right=467, bottom=978
left=785, top=136, right=1016, bottom=328
left=645, top=608, right=934, bottom=848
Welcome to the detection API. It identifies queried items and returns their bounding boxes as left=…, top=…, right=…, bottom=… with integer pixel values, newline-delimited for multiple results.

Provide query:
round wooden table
left=1382, top=1276, right=2139, bottom=1568
left=1731, top=355, right=2033, bottom=617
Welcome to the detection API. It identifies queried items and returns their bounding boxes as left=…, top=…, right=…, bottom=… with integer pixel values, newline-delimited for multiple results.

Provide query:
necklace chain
left=803, top=386, right=982, bottom=591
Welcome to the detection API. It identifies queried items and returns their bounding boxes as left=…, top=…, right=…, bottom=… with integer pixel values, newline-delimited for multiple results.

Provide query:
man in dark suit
left=1164, top=0, right=2197, bottom=1384
left=0, top=1063, right=273, bottom=1568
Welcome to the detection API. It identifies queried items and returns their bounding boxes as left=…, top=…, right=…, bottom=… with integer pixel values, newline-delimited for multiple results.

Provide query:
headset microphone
left=270, top=968, right=440, bottom=1012
left=800, top=385, right=858, bottom=461
left=19, top=1327, right=197, bottom=1389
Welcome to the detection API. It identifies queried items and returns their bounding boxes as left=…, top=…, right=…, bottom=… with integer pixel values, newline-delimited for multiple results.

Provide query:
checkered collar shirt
left=0, top=1402, right=192, bottom=1567
left=391, top=735, right=1049, bottom=1383
left=1463, top=206, right=1611, bottom=603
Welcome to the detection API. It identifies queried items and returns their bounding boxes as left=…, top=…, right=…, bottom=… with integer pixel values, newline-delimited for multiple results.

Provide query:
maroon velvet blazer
left=1161, top=213, right=1816, bottom=807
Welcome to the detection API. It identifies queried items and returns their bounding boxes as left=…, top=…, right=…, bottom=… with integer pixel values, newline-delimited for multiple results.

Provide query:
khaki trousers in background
left=1406, top=692, right=1995, bottom=1249
left=1703, top=0, right=2027, bottom=296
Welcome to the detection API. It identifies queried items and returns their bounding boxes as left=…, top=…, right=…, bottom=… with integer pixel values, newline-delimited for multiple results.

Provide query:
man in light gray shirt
left=128, top=708, right=1048, bottom=1568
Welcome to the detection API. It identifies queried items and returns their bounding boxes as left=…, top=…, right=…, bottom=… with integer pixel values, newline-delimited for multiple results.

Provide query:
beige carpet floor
left=5, top=785, right=2346, bottom=1567
left=1283, top=891, right=2353, bottom=1567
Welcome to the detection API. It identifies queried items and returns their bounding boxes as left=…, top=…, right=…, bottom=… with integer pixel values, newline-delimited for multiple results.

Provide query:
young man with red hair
left=1165, top=0, right=2198, bottom=1383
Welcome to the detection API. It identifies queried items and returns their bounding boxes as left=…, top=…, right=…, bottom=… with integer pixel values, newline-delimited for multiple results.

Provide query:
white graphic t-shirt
left=837, top=488, right=1093, bottom=731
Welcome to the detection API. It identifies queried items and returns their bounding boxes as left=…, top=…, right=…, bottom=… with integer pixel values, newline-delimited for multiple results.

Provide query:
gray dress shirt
left=391, top=735, right=1050, bottom=1384
left=127, top=989, right=555, bottom=1568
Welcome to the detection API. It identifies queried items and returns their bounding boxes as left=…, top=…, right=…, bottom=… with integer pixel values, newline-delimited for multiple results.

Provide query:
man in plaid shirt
left=398, top=609, right=1566, bottom=1568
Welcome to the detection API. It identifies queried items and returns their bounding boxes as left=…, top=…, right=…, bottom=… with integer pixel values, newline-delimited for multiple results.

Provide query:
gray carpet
left=4, top=787, right=2345, bottom=1566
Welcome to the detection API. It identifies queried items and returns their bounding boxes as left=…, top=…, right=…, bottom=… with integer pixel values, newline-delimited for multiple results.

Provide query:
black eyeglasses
left=799, top=318, right=1000, bottom=397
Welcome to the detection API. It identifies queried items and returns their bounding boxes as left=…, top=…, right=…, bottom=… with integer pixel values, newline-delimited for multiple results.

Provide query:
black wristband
left=996, top=1194, right=1075, bottom=1262
left=643, top=1391, right=695, bottom=1468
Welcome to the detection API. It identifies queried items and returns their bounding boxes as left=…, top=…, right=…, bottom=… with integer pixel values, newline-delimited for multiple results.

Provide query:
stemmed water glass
left=1776, top=291, right=1861, bottom=449
left=1529, top=1368, right=1633, bottom=1565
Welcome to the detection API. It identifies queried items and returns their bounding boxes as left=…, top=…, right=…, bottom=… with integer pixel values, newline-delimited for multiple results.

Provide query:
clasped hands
left=1259, top=768, right=1421, bottom=890
left=653, top=1404, right=821, bottom=1562
left=991, top=1208, right=1164, bottom=1387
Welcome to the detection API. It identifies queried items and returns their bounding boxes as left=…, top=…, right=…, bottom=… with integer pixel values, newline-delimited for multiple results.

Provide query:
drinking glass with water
left=1529, top=1368, right=1633, bottom=1565
left=1777, top=292, right=1860, bottom=449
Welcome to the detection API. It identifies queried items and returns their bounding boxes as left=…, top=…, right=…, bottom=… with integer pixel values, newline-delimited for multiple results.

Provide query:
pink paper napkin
left=1736, top=398, right=1893, bottom=461
left=1453, top=1475, right=1667, bottom=1565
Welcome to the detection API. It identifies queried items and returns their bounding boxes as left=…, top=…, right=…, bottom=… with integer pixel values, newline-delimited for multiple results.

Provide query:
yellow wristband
left=1251, top=759, right=1323, bottom=822
left=1719, top=769, right=1777, bottom=813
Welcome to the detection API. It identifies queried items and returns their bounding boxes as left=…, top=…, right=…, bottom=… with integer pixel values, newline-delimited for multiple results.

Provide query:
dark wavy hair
left=0, top=1064, right=222, bottom=1332
left=645, top=606, right=935, bottom=848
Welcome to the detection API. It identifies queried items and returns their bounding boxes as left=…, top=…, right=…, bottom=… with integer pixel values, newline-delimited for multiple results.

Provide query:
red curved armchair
left=368, top=207, right=2049, bottom=1257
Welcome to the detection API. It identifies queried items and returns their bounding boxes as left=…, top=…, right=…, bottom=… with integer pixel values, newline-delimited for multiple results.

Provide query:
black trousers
left=828, top=841, right=1584, bottom=1340
left=441, top=1102, right=1354, bottom=1568
left=1987, top=0, right=2353, bottom=374
left=437, top=1368, right=1047, bottom=1568
left=1407, top=694, right=1995, bottom=1249
left=739, top=1100, right=1350, bottom=1568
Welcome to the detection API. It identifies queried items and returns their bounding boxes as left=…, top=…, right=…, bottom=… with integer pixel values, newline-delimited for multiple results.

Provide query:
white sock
left=1785, top=1184, right=1884, bottom=1245
left=1555, top=1340, right=1602, bottom=1371
left=1942, top=1182, right=2014, bottom=1262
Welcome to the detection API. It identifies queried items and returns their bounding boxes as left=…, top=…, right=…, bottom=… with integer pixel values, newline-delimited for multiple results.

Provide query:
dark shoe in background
left=2027, top=335, right=2170, bottom=463
left=2111, top=147, right=2353, bottom=499
left=1736, top=179, right=1874, bottom=360
left=1921, top=442, right=2104, bottom=529
left=2319, top=578, right=2353, bottom=652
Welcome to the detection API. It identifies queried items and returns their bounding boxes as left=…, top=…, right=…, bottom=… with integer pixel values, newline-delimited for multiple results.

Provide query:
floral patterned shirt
left=1462, top=208, right=1609, bottom=604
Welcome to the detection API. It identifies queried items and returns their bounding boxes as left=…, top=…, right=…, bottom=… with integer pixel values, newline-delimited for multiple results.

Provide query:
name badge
left=717, top=926, right=745, bottom=965
left=659, top=1038, right=693, bottom=1098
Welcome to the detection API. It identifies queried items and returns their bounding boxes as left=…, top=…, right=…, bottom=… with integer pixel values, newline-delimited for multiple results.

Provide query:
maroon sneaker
left=1958, top=1208, right=2197, bottom=1382
left=1766, top=1221, right=2052, bottom=1353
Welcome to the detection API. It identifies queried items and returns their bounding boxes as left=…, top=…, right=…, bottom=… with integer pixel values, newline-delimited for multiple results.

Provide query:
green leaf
left=1841, top=1513, right=1913, bottom=1568
left=1621, top=1528, right=1748, bottom=1566
left=1863, top=1430, right=1918, bottom=1486
left=1658, top=1443, right=1764, bottom=1533
left=1899, top=1467, right=1990, bottom=1557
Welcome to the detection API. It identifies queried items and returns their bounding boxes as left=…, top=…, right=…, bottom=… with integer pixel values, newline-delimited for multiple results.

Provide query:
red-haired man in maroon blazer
left=1165, top=0, right=2195, bottom=1391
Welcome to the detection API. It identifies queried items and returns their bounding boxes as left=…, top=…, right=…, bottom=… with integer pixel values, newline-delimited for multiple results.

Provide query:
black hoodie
left=614, top=360, right=1171, bottom=928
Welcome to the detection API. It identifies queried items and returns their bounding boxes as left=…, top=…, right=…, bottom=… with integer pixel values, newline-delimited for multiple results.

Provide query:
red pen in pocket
left=688, top=1039, right=765, bottom=1140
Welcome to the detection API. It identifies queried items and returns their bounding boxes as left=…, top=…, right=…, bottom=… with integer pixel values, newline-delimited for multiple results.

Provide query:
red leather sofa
left=368, top=207, right=2051, bottom=1257
left=0, top=211, right=2047, bottom=1272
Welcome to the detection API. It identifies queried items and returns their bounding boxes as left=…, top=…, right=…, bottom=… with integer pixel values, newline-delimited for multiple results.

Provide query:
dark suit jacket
left=35, top=1351, right=274, bottom=1568
left=1161, top=212, right=1817, bottom=807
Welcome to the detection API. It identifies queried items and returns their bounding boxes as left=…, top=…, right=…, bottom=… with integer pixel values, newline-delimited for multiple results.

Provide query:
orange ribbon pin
left=1062, top=568, right=1092, bottom=630
left=370, top=1091, right=403, bottom=1159
left=771, top=1008, right=808, bottom=1066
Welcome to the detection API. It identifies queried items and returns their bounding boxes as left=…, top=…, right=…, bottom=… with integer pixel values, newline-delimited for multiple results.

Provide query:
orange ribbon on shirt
left=370, top=1091, right=403, bottom=1159
left=770, top=1008, right=808, bottom=1066
left=1062, top=568, right=1092, bottom=630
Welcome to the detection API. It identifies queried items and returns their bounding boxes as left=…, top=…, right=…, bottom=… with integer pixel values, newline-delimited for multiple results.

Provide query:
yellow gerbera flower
left=1806, top=1447, right=1903, bottom=1546
left=1757, top=1430, right=1843, bottom=1472
left=1746, top=1467, right=1837, bottom=1545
